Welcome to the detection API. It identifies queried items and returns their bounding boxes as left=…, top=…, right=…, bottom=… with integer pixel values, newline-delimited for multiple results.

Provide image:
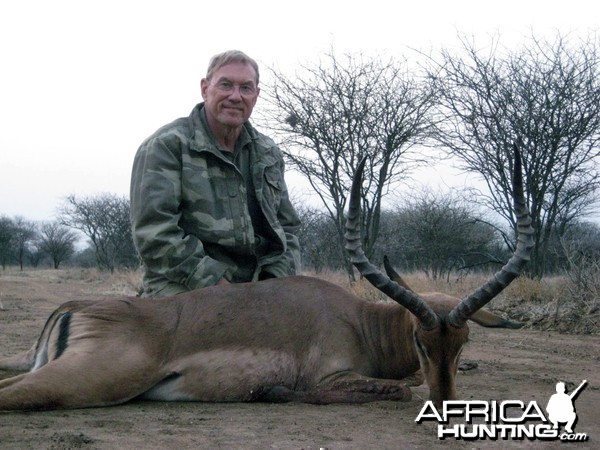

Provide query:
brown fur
left=383, top=263, right=523, bottom=403
left=0, top=275, right=518, bottom=410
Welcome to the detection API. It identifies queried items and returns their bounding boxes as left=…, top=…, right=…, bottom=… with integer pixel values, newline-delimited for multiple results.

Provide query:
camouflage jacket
left=130, top=103, right=301, bottom=297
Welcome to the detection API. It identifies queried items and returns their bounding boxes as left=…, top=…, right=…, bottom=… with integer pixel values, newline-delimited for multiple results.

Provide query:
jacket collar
left=189, top=103, right=254, bottom=154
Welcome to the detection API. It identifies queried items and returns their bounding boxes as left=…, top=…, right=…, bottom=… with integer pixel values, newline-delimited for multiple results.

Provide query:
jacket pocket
left=263, top=165, right=283, bottom=207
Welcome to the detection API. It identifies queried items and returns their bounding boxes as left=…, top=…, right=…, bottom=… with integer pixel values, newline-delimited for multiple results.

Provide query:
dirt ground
left=0, top=269, right=598, bottom=449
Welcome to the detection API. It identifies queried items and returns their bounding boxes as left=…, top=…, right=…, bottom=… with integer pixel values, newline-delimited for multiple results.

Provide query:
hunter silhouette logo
left=415, top=379, right=589, bottom=441
left=546, top=380, right=587, bottom=434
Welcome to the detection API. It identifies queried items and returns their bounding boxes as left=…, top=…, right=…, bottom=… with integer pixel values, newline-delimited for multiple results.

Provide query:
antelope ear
left=469, top=309, right=524, bottom=329
left=383, top=256, right=414, bottom=292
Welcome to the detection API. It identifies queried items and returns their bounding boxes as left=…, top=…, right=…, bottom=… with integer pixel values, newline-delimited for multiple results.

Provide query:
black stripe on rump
left=55, top=312, right=72, bottom=360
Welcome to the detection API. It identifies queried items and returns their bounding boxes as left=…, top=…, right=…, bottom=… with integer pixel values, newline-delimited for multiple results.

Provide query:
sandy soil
left=0, top=269, right=598, bottom=449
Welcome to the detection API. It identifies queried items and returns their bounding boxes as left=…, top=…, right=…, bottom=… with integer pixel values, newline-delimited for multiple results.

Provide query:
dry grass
left=64, top=267, right=144, bottom=296
left=3, top=266, right=597, bottom=334
left=0, top=267, right=143, bottom=297
left=304, top=269, right=599, bottom=335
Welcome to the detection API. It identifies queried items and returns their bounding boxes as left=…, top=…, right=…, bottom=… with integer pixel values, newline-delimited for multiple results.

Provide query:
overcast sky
left=1, top=0, right=598, bottom=222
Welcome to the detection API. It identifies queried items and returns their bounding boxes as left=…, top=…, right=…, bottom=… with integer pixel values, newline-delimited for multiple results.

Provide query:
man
left=130, top=50, right=301, bottom=297
left=546, top=381, right=580, bottom=434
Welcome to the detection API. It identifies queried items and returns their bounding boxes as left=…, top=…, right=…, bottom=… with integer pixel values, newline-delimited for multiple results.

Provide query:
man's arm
left=130, top=136, right=230, bottom=290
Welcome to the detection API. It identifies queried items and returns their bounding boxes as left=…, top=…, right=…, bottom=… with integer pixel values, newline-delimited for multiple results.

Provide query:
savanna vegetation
left=1, top=32, right=599, bottom=334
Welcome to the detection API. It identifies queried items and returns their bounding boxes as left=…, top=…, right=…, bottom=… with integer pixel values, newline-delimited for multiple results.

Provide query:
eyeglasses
left=212, top=80, right=257, bottom=96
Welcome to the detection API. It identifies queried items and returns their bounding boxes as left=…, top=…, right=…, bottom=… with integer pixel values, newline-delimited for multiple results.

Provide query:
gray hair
left=205, top=50, right=260, bottom=84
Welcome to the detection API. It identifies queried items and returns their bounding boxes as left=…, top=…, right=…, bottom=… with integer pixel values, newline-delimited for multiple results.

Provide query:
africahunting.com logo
left=416, top=380, right=589, bottom=442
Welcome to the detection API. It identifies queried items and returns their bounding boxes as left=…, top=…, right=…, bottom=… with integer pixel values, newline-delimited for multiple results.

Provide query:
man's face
left=201, top=62, right=260, bottom=130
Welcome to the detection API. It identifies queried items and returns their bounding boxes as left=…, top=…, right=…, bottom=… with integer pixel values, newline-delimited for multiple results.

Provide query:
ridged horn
left=447, top=145, right=535, bottom=327
left=345, top=157, right=440, bottom=330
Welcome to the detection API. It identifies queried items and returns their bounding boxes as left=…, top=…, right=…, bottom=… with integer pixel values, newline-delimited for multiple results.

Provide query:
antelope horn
left=345, top=157, right=440, bottom=330
left=447, top=145, right=535, bottom=328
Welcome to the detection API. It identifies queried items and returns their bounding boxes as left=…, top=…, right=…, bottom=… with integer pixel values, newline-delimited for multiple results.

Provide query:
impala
left=0, top=149, right=533, bottom=410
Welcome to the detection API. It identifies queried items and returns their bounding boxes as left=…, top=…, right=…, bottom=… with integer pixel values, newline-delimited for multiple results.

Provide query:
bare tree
left=427, top=33, right=600, bottom=276
left=11, top=217, right=37, bottom=271
left=378, top=189, right=503, bottom=281
left=261, top=50, right=436, bottom=279
left=294, top=204, right=342, bottom=273
left=60, top=193, right=137, bottom=272
left=38, top=222, right=78, bottom=269
left=0, top=216, right=14, bottom=270
left=558, top=222, right=600, bottom=331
